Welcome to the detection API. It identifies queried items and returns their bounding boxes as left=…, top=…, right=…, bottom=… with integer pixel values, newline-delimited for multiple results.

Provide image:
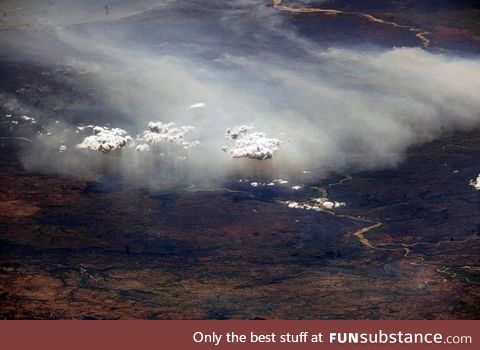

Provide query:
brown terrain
left=0, top=127, right=479, bottom=319
left=0, top=0, right=479, bottom=320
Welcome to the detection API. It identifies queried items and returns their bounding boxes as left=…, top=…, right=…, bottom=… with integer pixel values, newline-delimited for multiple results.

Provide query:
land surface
left=0, top=0, right=479, bottom=319
left=1, top=125, right=479, bottom=319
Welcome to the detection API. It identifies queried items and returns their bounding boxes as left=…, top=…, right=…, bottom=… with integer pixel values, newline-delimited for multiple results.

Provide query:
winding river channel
left=272, top=0, right=431, bottom=48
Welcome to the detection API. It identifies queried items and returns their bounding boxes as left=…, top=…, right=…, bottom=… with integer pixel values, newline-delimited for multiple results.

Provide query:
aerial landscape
left=0, top=0, right=479, bottom=319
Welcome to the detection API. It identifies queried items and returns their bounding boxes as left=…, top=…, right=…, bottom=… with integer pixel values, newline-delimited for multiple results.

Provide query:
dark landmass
left=0, top=124, right=479, bottom=319
left=281, top=0, right=480, bottom=52
left=0, top=0, right=479, bottom=319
